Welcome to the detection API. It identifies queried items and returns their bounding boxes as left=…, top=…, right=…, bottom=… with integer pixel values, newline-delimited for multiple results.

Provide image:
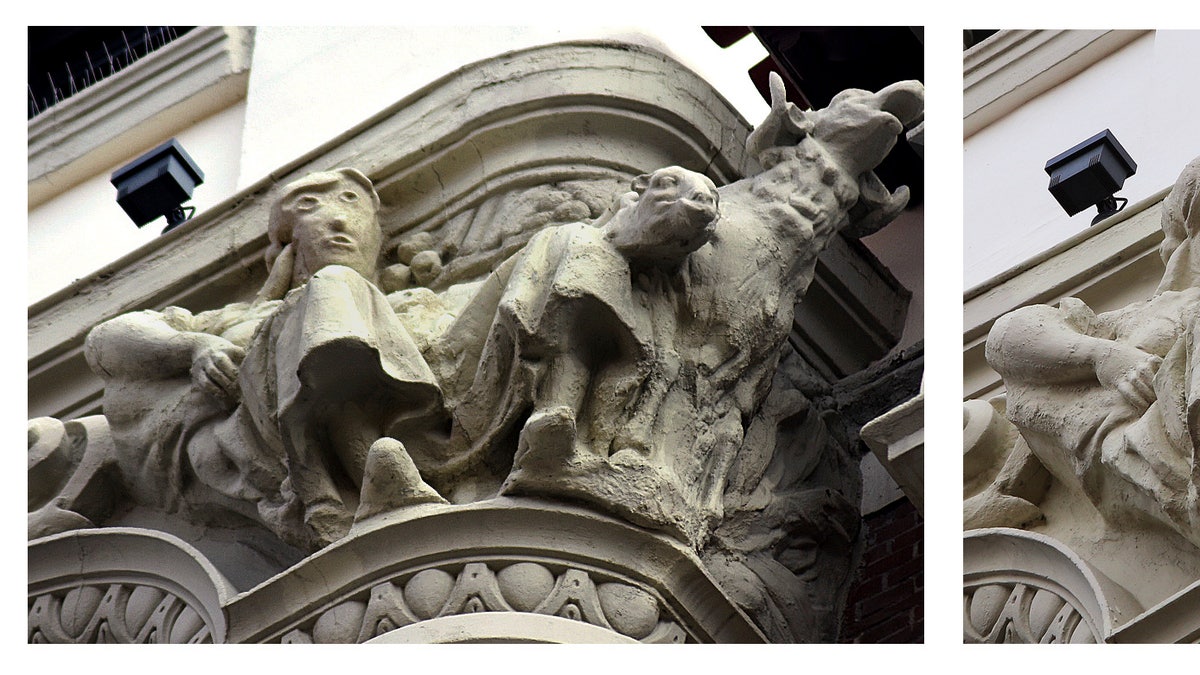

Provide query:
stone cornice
left=28, top=26, right=254, bottom=209
left=962, top=186, right=1169, bottom=400
left=1110, top=579, right=1200, bottom=643
left=963, top=30, right=1148, bottom=139
left=29, top=40, right=912, bottom=422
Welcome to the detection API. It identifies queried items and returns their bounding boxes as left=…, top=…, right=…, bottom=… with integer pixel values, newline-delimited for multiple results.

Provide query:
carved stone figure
left=986, top=156, right=1200, bottom=547
left=30, top=169, right=447, bottom=551
left=411, top=73, right=923, bottom=548
left=29, top=64, right=923, bottom=643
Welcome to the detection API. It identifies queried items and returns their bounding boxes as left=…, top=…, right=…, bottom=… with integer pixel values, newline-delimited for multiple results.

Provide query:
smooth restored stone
left=1028, top=588, right=1066, bottom=638
left=169, top=606, right=205, bottom=644
left=124, top=586, right=166, bottom=636
left=596, top=582, right=660, bottom=639
left=60, top=586, right=104, bottom=638
left=968, top=584, right=1009, bottom=635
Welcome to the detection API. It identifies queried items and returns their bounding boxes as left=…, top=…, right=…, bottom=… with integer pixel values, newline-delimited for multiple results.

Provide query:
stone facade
left=29, top=40, right=924, bottom=644
left=964, top=148, right=1200, bottom=646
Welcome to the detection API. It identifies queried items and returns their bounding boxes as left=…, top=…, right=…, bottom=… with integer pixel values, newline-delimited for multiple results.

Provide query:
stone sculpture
left=30, top=169, right=448, bottom=552
left=417, top=73, right=923, bottom=550
left=986, top=156, right=1200, bottom=548
left=29, top=70, right=923, bottom=643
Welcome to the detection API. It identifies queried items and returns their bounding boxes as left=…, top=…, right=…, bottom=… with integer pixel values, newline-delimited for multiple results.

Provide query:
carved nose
left=689, top=190, right=715, bottom=206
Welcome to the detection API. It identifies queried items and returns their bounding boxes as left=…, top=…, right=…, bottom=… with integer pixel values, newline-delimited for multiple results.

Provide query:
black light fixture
left=111, top=138, right=204, bottom=232
left=1044, top=129, right=1137, bottom=226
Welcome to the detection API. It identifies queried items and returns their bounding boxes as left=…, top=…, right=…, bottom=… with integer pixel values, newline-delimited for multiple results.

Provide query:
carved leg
left=515, top=406, right=579, bottom=471
left=283, top=423, right=353, bottom=549
left=537, top=350, right=589, bottom=416
left=326, top=399, right=384, bottom=490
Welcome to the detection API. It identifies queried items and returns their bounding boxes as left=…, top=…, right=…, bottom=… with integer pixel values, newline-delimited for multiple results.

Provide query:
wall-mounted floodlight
left=111, top=138, right=204, bottom=232
left=1045, top=129, right=1137, bottom=226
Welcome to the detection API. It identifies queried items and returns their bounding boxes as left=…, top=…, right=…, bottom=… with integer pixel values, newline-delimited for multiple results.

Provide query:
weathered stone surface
left=29, top=44, right=923, bottom=643
left=986, top=156, right=1200, bottom=548
left=971, top=156, right=1200, bottom=643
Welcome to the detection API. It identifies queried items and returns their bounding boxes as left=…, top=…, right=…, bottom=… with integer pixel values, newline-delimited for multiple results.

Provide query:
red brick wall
left=838, top=498, right=923, bottom=643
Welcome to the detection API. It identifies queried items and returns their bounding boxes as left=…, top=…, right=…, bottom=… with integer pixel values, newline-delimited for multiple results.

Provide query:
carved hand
left=1094, top=342, right=1162, bottom=411
left=190, top=336, right=245, bottom=408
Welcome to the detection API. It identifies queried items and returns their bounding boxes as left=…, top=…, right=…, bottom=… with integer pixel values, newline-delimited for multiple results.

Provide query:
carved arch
left=28, top=528, right=234, bottom=643
left=963, top=528, right=1142, bottom=643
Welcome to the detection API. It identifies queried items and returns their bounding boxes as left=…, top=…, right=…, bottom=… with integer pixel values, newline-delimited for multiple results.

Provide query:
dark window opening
left=28, top=26, right=195, bottom=119
left=964, top=30, right=1000, bottom=50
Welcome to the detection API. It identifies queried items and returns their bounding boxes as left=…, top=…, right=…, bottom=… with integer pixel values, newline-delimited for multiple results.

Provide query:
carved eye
left=656, top=175, right=677, bottom=188
left=296, top=195, right=320, bottom=210
left=339, top=190, right=360, bottom=203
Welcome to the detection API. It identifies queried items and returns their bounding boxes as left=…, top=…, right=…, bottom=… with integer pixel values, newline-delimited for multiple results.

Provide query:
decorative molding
left=28, top=27, right=254, bottom=209
left=364, top=612, right=640, bottom=644
left=27, top=528, right=234, bottom=644
left=276, top=562, right=688, bottom=644
left=962, top=188, right=1168, bottom=400
left=860, top=384, right=923, bottom=513
left=221, top=499, right=763, bottom=644
left=963, top=30, right=1147, bottom=139
left=963, top=528, right=1142, bottom=643
left=965, top=581, right=1096, bottom=644
left=29, top=503, right=762, bottom=644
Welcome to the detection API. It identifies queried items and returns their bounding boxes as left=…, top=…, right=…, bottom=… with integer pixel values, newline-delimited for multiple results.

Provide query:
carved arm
left=85, top=310, right=244, bottom=407
left=986, top=304, right=1160, bottom=410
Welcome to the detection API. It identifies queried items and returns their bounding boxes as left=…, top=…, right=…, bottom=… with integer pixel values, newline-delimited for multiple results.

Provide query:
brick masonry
left=839, top=498, right=924, bottom=643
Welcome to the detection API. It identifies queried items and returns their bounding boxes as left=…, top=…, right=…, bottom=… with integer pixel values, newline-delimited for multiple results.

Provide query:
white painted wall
left=27, top=26, right=769, bottom=306
left=27, top=102, right=248, bottom=304
left=239, top=26, right=771, bottom=188
left=964, top=30, right=1200, bottom=290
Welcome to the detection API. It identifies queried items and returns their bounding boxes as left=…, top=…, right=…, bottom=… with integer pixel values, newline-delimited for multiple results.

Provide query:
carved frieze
left=29, top=41, right=923, bottom=644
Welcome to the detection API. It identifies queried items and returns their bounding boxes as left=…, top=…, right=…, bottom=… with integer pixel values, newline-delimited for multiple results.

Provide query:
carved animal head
left=747, top=72, right=922, bottom=178
left=602, top=166, right=720, bottom=266
left=745, top=73, right=923, bottom=239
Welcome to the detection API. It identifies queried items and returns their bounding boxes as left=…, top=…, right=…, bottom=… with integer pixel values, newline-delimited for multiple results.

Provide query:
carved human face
left=288, top=179, right=382, bottom=284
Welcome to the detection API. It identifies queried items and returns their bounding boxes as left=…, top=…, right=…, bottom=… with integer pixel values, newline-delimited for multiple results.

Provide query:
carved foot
left=28, top=503, right=95, bottom=540
left=514, top=406, right=578, bottom=471
left=354, top=437, right=447, bottom=522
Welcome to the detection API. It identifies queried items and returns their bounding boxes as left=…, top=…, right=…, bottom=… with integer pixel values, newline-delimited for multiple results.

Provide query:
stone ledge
left=28, top=26, right=254, bottom=209
left=964, top=30, right=1147, bottom=138
left=962, top=187, right=1169, bottom=400
left=224, top=498, right=764, bottom=644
